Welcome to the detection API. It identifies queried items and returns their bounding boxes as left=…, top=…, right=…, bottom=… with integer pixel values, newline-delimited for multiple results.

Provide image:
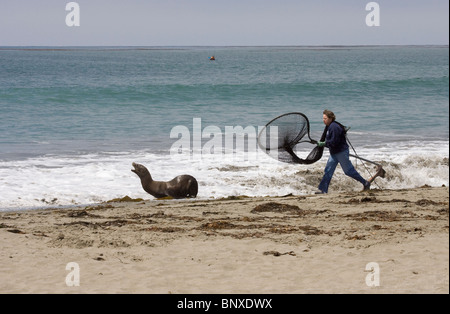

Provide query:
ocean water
left=0, top=46, right=448, bottom=211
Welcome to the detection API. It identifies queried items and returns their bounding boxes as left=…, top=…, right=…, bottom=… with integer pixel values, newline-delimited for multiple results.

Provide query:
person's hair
left=323, top=110, right=336, bottom=121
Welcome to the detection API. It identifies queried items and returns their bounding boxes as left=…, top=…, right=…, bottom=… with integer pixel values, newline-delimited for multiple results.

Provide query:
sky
left=0, top=0, right=448, bottom=46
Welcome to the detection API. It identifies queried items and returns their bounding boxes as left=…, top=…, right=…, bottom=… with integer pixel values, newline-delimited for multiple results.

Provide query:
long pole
left=349, top=154, right=381, bottom=166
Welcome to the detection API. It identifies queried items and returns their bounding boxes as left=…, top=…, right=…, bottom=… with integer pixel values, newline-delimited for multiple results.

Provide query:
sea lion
left=131, top=162, right=198, bottom=199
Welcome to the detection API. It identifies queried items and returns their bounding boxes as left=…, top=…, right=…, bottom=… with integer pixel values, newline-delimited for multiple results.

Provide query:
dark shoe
left=363, top=181, right=371, bottom=191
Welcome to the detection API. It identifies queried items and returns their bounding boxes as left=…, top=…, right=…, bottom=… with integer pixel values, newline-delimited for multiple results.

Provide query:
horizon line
left=0, top=44, right=448, bottom=51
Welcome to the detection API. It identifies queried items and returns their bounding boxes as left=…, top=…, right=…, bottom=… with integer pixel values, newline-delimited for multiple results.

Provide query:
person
left=316, top=110, right=370, bottom=194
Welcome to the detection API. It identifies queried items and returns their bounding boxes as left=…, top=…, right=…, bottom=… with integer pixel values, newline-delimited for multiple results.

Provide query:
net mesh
left=258, top=112, right=327, bottom=164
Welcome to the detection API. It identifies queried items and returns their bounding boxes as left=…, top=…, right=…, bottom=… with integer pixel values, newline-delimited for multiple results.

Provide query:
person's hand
left=317, top=141, right=326, bottom=147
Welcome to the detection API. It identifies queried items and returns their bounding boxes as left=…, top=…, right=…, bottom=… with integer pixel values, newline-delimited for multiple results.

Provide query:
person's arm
left=324, top=123, right=342, bottom=150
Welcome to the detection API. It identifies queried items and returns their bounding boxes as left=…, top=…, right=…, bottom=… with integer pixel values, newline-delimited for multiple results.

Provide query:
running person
left=316, top=110, right=370, bottom=194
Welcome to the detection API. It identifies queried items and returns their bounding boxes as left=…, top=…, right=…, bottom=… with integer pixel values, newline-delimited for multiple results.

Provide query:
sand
left=0, top=186, right=448, bottom=294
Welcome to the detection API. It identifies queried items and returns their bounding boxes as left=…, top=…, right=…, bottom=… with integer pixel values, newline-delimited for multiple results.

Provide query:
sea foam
left=0, top=141, right=448, bottom=212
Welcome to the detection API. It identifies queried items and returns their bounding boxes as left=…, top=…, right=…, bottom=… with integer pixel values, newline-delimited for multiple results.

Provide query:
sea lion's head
left=131, top=162, right=150, bottom=178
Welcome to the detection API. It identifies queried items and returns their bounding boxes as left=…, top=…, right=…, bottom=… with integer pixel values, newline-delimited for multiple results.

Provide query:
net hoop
left=258, top=112, right=324, bottom=165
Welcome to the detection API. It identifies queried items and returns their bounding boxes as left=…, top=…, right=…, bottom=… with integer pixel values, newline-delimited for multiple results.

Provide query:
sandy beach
left=1, top=186, right=448, bottom=294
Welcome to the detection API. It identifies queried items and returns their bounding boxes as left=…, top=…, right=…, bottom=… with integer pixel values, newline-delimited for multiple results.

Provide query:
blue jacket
left=325, top=121, right=348, bottom=155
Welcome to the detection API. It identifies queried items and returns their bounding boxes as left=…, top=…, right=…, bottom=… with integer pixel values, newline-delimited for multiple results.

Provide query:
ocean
left=0, top=46, right=448, bottom=211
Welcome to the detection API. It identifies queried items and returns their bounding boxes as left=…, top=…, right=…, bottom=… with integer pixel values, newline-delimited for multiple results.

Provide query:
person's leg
left=318, top=154, right=339, bottom=193
left=335, top=149, right=369, bottom=187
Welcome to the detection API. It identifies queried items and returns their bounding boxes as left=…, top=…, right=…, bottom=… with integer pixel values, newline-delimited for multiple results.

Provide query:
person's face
left=323, top=114, right=332, bottom=126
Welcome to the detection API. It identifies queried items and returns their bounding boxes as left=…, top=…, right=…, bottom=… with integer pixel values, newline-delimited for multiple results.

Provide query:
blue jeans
left=318, top=149, right=367, bottom=193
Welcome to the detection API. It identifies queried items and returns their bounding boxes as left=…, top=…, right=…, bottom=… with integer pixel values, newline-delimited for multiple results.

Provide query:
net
left=258, top=112, right=327, bottom=164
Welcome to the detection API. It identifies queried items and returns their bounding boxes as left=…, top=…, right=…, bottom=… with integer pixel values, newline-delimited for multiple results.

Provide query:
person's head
left=322, top=110, right=335, bottom=126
